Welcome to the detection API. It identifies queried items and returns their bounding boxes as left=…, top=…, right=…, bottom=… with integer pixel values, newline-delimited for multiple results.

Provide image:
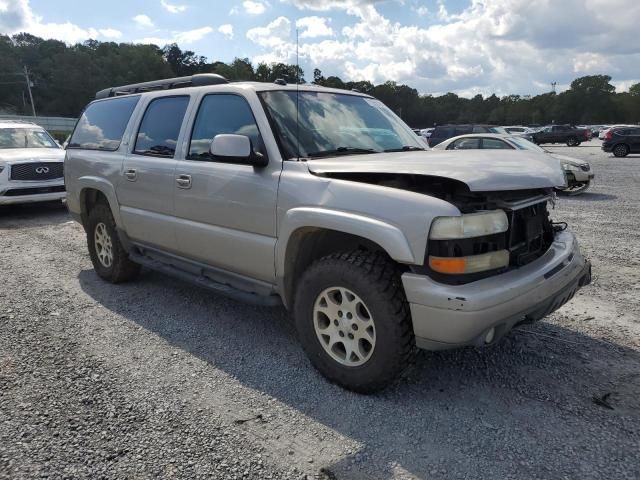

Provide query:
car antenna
left=296, top=27, right=301, bottom=161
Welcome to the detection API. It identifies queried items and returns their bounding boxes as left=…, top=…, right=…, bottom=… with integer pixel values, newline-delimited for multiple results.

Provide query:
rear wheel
left=566, top=136, right=578, bottom=146
left=613, top=144, right=629, bottom=158
left=86, top=203, right=140, bottom=283
left=293, top=251, right=415, bottom=393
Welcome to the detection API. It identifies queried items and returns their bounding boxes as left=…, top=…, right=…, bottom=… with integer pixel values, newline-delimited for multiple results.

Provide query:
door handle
left=176, top=174, right=192, bottom=189
left=124, top=168, right=137, bottom=181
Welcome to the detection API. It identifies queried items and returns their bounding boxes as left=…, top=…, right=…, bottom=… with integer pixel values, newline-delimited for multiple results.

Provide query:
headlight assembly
left=429, top=210, right=509, bottom=240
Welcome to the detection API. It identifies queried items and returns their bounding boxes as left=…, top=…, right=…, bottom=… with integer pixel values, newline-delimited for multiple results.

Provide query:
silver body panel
left=65, top=82, right=588, bottom=351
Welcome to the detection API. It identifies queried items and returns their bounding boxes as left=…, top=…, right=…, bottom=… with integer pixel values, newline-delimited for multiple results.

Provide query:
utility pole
left=23, top=66, right=36, bottom=117
left=550, top=81, right=557, bottom=94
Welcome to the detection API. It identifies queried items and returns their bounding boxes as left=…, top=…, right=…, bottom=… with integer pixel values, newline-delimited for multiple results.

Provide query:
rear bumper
left=601, top=142, right=613, bottom=152
left=402, top=231, right=591, bottom=350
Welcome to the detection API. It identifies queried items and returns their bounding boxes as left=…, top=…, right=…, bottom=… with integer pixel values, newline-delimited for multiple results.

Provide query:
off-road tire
left=613, top=144, right=629, bottom=158
left=86, top=203, right=140, bottom=283
left=293, top=250, right=416, bottom=393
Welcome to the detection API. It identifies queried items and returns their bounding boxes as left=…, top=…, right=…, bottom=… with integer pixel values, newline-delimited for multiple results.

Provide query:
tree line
left=1, top=33, right=639, bottom=127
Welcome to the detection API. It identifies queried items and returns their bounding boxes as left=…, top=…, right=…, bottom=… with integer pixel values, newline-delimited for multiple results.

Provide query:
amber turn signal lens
left=429, top=250, right=510, bottom=275
left=429, top=257, right=466, bottom=274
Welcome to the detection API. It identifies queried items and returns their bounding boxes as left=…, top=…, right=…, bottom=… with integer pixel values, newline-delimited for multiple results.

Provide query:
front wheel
left=86, top=203, right=140, bottom=283
left=566, top=137, right=578, bottom=146
left=293, top=251, right=415, bottom=393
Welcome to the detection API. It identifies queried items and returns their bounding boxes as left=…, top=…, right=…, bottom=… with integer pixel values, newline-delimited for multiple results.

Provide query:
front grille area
left=10, top=162, right=64, bottom=181
left=506, top=202, right=554, bottom=267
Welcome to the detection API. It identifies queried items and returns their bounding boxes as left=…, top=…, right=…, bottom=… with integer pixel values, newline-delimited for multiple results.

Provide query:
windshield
left=259, top=91, right=424, bottom=159
left=509, top=136, right=547, bottom=153
left=0, top=128, right=59, bottom=149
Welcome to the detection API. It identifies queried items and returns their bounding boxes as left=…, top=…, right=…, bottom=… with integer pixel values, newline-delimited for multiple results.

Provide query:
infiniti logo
left=35, top=166, right=50, bottom=174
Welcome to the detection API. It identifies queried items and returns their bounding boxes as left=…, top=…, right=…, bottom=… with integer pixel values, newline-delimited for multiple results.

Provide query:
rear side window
left=188, top=94, right=262, bottom=161
left=134, top=96, right=189, bottom=158
left=68, top=96, right=139, bottom=150
left=481, top=138, right=513, bottom=149
left=448, top=138, right=480, bottom=150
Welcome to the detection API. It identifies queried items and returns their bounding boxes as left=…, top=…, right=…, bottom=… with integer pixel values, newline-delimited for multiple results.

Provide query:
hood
left=549, top=152, right=587, bottom=167
left=0, top=148, right=65, bottom=164
left=307, top=150, right=566, bottom=192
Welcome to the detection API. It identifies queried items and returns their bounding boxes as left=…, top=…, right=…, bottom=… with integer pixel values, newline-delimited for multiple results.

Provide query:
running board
left=128, top=251, right=282, bottom=307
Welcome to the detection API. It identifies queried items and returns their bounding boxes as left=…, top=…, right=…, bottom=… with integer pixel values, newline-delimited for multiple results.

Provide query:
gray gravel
left=1, top=144, right=639, bottom=479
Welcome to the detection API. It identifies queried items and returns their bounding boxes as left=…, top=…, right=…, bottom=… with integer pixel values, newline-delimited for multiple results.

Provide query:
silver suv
left=0, top=120, right=66, bottom=205
left=65, top=74, right=591, bottom=392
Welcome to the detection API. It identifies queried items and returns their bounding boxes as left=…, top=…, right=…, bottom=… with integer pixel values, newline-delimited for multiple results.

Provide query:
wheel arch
left=76, top=177, right=122, bottom=229
left=277, top=208, right=416, bottom=308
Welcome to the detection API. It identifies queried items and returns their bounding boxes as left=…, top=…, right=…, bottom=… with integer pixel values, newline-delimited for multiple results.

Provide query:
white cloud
left=416, top=6, right=428, bottom=16
left=132, top=14, right=154, bottom=28
left=137, top=26, right=214, bottom=45
left=247, top=16, right=291, bottom=47
left=218, top=24, right=234, bottom=39
left=0, top=0, right=122, bottom=44
left=160, top=0, right=187, bottom=13
left=255, top=0, right=640, bottom=96
left=282, top=0, right=382, bottom=11
left=98, top=28, right=123, bottom=39
left=174, top=26, right=213, bottom=43
left=243, top=0, right=267, bottom=14
left=296, top=16, right=334, bottom=38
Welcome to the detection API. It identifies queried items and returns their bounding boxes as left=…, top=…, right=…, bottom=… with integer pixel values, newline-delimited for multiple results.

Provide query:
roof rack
left=95, top=73, right=229, bottom=99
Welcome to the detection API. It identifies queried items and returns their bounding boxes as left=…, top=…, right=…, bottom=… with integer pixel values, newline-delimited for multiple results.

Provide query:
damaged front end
left=313, top=169, right=564, bottom=285
left=419, top=189, right=560, bottom=285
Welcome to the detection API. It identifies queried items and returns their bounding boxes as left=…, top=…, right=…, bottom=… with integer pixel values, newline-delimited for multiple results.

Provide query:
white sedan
left=432, top=133, right=594, bottom=195
left=0, top=121, right=66, bottom=205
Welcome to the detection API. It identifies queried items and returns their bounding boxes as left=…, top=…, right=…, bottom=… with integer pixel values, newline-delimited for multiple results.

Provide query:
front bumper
left=567, top=170, right=594, bottom=183
left=0, top=180, right=66, bottom=205
left=402, top=231, right=591, bottom=350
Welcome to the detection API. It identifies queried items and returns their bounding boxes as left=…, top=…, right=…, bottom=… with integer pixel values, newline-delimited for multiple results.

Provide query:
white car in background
left=432, top=133, right=595, bottom=195
left=0, top=121, right=66, bottom=205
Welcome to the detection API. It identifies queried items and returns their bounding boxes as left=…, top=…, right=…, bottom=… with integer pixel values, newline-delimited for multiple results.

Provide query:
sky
left=2, top=0, right=640, bottom=97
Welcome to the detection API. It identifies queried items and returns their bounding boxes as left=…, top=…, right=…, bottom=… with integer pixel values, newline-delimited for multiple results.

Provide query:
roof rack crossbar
left=95, top=73, right=228, bottom=99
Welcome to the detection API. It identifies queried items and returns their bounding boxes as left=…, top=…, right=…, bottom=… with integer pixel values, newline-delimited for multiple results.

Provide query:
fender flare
left=76, top=176, right=123, bottom=227
left=276, top=207, right=417, bottom=303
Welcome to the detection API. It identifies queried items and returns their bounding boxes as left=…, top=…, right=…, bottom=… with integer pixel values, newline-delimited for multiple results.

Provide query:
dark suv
left=602, top=127, right=640, bottom=157
left=427, top=125, right=505, bottom=147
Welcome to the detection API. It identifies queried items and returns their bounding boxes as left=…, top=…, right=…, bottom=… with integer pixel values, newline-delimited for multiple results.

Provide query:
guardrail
left=0, top=115, right=77, bottom=133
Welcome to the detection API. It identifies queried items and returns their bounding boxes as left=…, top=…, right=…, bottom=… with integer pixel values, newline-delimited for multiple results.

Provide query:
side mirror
left=209, top=134, right=268, bottom=167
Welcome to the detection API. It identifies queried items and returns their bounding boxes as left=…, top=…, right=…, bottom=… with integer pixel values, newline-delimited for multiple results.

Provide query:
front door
left=173, top=93, right=280, bottom=283
left=116, top=95, right=190, bottom=251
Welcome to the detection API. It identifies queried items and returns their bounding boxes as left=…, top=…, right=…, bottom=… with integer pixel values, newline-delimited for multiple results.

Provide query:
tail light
left=603, top=130, right=613, bottom=141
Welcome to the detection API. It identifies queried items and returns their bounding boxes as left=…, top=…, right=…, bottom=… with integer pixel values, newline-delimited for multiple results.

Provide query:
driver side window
left=188, top=94, right=262, bottom=161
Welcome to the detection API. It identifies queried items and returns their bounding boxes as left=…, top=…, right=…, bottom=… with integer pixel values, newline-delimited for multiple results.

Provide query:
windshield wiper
left=383, top=145, right=425, bottom=152
left=306, top=147, right=378, bottom=158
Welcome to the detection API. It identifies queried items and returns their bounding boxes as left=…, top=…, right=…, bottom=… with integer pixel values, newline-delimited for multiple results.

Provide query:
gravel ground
left=1, top=143, right=639, bottom=479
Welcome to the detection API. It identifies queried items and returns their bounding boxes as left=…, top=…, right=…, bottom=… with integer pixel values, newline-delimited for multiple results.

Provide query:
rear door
left=116, top=95, right=190, bottom=251
left=172, top=92, right=280, bottom=283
